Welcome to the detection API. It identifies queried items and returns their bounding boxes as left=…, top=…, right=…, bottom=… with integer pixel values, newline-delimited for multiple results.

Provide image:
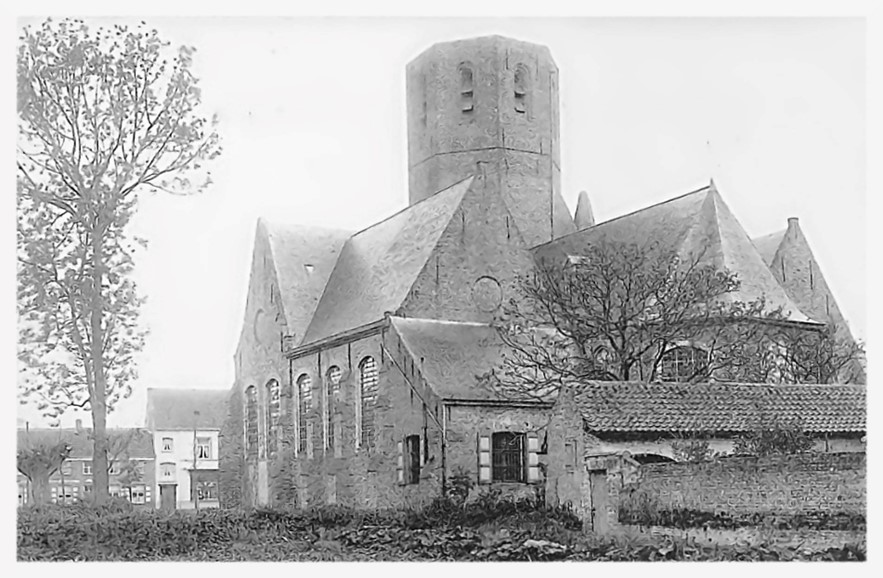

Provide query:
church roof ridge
left=533, top=183, right=712, bottom=250
left=349, top=175, right=475, bottom=239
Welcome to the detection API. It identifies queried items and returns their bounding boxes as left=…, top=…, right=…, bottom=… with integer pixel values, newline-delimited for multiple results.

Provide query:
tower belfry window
left=514, top=65, right=528, bottom=114
left=460, top=65, right=474, bottom=112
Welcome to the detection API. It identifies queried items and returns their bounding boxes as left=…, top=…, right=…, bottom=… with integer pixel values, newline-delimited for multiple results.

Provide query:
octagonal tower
left=406, top=35, right=575, bottom=247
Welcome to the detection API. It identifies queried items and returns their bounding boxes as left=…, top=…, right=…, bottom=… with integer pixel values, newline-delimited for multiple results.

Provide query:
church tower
left=406, top=36, right=575, bottom=247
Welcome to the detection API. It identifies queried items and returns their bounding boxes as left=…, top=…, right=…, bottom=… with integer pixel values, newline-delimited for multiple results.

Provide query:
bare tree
left=481, top=240, right=829, bottom=400
left=17, top=18, right=221, bottom=504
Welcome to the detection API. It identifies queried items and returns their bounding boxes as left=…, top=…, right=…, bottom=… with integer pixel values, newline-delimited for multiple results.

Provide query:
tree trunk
left=29, top=475, right=48, bottom=506
left=90, top=222, right=109, bottom=505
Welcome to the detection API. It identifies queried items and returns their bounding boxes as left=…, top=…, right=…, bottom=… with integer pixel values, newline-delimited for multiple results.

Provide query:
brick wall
left=623, top=452, right=866, bottom=516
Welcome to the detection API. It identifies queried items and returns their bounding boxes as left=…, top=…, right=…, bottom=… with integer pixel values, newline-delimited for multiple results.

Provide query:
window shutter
left=525, top=432, right=540, bottom=483
left=477, top=432, right=491, bottom=484
left=396, top=440, right=405, bottom=485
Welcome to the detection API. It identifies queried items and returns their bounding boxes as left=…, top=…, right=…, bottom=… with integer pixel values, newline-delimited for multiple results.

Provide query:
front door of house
left=159, top=484, right=177, bottom=511
left=589, top=470, right=609, bottom=534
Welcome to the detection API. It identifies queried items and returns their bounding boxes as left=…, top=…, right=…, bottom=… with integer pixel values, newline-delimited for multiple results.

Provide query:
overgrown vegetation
left=18, top=492, right=864, bottom=562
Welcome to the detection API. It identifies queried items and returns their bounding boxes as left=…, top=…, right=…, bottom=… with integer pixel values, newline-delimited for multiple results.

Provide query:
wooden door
left=159, top=484, right=177, bottom=511
left=589, top=470, right=609, bottom=534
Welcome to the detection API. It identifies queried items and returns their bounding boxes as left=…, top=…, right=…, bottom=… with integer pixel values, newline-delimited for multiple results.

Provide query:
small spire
left=708, top=177, right=718, bottom=193
left=574, top=190, right=595, bottom=230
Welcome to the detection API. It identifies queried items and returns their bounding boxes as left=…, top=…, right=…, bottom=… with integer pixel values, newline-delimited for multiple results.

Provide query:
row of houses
left=17, top=388, right=227, bottom=510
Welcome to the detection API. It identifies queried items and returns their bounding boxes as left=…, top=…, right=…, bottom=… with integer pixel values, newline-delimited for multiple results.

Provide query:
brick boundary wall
left=621, top=452, right=865, bottom=517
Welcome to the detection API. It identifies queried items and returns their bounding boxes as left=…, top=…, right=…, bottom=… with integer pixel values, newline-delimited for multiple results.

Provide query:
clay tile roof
left=573, top=381, right=866, bottom=435
left=301, top=177, right=474, bottom=345
left=17, top=427, right=155, bottom=459
left=146, top=388, right=228, bottom=431
left=391, top=317, right=545, bottom=403
left=534, top=183, right=815, bottom=324
left=261, top=220, right=351, bottom=346
left=752, top=229, right=786, bottom=266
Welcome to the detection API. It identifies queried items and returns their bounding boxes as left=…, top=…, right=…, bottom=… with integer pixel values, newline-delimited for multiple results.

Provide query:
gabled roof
left=534, top=183, right=815, bottom=323
left=751, top=229, right=786, bottom=266
left=573, top=381, right=865, bottom=435
left=17, top=427, right=155, bottom=459
left=146, top=388, right=228, bottom=431
left=391, top=317, right=543, bottom=403
left=301, top=177, right=475, bottom=345
left=260, top=220, right=351, bottom=346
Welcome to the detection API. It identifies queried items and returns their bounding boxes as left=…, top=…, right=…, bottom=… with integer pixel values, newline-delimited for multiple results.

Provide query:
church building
left=225, top=36, right=861, bottom=509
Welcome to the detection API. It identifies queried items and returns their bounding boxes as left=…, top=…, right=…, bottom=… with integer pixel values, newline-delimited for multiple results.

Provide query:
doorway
left=588, top=470, right=609, bottom=534
left=159, top=484, right=177, bottom=511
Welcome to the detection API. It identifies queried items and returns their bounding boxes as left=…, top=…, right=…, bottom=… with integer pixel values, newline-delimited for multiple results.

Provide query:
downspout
left=441, top=402, right=448, bottom=497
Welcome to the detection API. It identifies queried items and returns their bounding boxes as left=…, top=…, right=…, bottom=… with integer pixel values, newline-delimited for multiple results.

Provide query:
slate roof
left=573, top=381, right=865, bottom=435
left=391, top=317, right=544, bottom=403
left=261, top=219, right=351, bottom=346
left=751, top=229, right=786, bottom=267
left=534, top=182, right=815, bottom=323
left=301, top=177, right=474, bottom=345
left=146, top=388, right=229, bottom=431
left=17, top=427, right=155, bottom=459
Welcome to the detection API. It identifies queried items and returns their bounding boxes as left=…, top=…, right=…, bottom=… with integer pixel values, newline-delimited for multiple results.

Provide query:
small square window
left=196, top=437, right=212, bottom=460
left=83, top=462, right=92, bottom=475
left=162, top=437, right=174, bottom=452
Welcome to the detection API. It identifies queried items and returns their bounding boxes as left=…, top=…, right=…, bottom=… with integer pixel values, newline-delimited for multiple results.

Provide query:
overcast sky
left=15, top=17, right=866, bottom=428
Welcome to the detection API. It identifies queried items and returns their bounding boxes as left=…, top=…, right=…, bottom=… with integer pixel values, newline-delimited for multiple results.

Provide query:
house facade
left=16, top=423, right=155, bottom=507
left=226, top=34, right=862, bottom=510
left=145, top=388, right=227, bottom=510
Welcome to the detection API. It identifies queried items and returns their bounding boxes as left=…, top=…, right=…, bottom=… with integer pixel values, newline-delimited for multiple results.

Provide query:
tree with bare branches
left=481, top=240, right=838, bottom=401
left=17, top=18, right=221, bottom=504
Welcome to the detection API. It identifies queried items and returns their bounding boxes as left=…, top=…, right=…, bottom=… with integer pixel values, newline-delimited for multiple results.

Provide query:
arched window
left=514, top=65, right=529, bottom=114
left=245, top=386, right=258, bottom=460
left=358, top=356, right=379, bottom=449
left=266, top=379, right=281, bottom=459
left=325, top=366, right=341, bottom=451
left=459, top=64, right=474, bottom=113
left=296, top=374, right=312, bottom=453
left=660, top=346, right=709, bottom=383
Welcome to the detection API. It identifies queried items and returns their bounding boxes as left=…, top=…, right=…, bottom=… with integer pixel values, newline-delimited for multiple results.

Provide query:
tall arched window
left=325, top=366, right=341, bottom=451
left=296, top=374, right=312, bottom=453
left=358, top=357, right=379, bottom=450
left=459, top=64, right=474, bottom=113
left=514, top=65, right=529, bottom=114
left=660, top=346, right=709, bottom=383
left=266, top=379, right=281, bottom=459
left=245, top=386, right=258, bottom=460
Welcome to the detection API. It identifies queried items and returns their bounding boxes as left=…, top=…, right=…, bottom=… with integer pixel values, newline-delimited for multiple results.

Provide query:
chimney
left=787, top=216, right=799, bottom=228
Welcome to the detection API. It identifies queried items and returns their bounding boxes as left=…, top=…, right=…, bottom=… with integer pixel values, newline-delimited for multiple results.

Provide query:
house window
left=514, top=65, right=529, bottom=114
left=83, top=462, right=92, bottom=475
left=83, top=483, right=92, bottom=495
left=459, top=65, right=474, bottom=112
left=405, top=435, right=421, bottom=484
left=266, top=379, right=281, bottom=458
left=245, top=385, right=258, bottom=459
left=660, top=345, right=709, bottom=383
left=130, top=485, right=146, bottom=504
left=196, top=437, right=212, bottom=460
left=358, top=357, right=379, bottom=450
left=160, top=462, right=175, bottom=480
left=326, top=366, right=341, bottom=451
left=60, top=461, right=72, bottom=476
left=297, top=374, right=312, bottom=453
left=194, top=479, right=218, bottom=502
left=492, top=432, right=524, bottom=483
left=162, top=437, right=174, bottom=452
